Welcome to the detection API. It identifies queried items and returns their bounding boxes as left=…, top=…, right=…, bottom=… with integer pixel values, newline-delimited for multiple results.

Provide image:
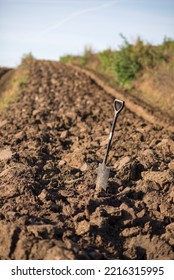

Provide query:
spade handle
left=103, top=99, right=124, bottom=164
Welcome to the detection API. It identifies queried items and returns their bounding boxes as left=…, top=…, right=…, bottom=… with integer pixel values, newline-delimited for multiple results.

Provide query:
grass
left=60, top=55, right=74, bottom=64
left=0, top=53, right=34, bottom=111
left=97, top=35, right=172, bottom=87
left=60, top=36, right=174, bottom=119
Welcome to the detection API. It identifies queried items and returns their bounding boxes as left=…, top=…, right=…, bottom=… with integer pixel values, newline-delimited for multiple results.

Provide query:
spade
left=96, top=98, right=124, bottom=191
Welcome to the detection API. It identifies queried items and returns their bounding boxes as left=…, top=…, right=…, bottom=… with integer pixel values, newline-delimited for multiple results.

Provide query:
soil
left=0, top=60, right=174, bottom=260
left=0, top=67, right=12, bottom=79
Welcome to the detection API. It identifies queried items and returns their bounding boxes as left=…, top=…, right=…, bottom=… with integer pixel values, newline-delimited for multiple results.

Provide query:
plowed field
left=0, top=60, right=173, bottom=260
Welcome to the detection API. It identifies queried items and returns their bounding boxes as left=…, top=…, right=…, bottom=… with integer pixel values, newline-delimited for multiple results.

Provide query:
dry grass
left=0, top=69, right=28, bottom=111
left=0, top=57, right=32, bottom=111
left=133, top=64, right=174, bottom=118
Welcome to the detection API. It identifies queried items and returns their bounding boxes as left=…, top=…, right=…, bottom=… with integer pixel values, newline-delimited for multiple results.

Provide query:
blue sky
left=0, top=0, right=174, bottom=67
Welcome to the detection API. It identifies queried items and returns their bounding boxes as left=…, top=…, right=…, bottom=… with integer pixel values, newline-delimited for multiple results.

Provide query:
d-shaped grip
left=103, top=98, right=125, bottom=165
left=113, top=99, right=125, bottom=114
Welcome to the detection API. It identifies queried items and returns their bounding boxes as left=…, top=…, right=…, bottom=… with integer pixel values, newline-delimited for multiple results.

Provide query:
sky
left=0, top=0, right=174, bottom=67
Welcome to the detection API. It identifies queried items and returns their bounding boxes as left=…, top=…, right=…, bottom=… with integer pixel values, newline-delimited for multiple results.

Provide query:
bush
left=79, top=52, right=88, bottom=66
left=79, top=47, right=94, bottom=66
left=20, top=52, right=35, bottom=68
left=112, top=37, right=140, bottom=84
left=98, top=49, right=115, bottom=72
left=112, top=36, right=171, bottom=85
left=60, top=55, right=73, bottom=64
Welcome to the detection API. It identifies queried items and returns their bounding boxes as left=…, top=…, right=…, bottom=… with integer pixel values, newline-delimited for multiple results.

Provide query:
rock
left=159, top=202, right=174, bottom=218
left=137, top=180, right=160, bottom=193
left=80, top=163, right=88, bottom=172
left=13, top=235, right=34, bottom=260
left=0, top=181, right=19, bottom=199
left=91, top=141, right=99, bottom=147
left=90, top=209, right=107, bottom=228
left=141, top=149, right=154, bottom=156
left=149, top=139, right=161, bottom=148
left=64, top=148, right=86, bottom=169
left=0, top=147, right=13, bottom=160
left=100, top=139, right=107, bottom=147
left=168, top=160, right=174, bottom=170
left=152, top=210, right=164, bottom=220
left=156, top=138, right=174, bottom=154
left=14, top=131, right=25, bottom=141
left=63, top=238, right=81, bottom=254
left=120, top=203, right=136, bottom=225
left=58, top=160, right=66, bottom=167
left=60, top=130, right=68, bottom=139
left=148, top=236, right=174, bottom=259
left=90, top=205, right=122, bottom=228
left=169, top=189, right=174, bottom=202
left=121, top=226, right=140, bottom=237
left=0, top=222, right=20, bottom=258
left=0, top=167, right=12, bottom=178
left=124, top=234, right=174, bottom=259
left=138, top=149, right=156, bottom=168
left=136, top=209, right=146, bottom=218
left=147, top=181, right=160, bottom=191
left=76, top=220, right=90, bottom=235
left=143, top=191, right=159, bottom=210
left=32, top=109, right=41, bottom=116
left=27, top=240, right=53, bottom=260
left=51, top=78, right=57, bottom=85
left=0, top=120, right=7, bottom=128
left=27, top=225, right=56, bottom=238
left=4, top=211, right=19, bottom=222
left=38, top=189, right=49, bottom=201
left=44, top=241, right=75, bottom=260
left=114, top=156, right=131, bottom=170
left=164, top=223, right=174, bottom=246
left=142, top=170, right=173, bottom=187
left=63, top=237, right=91, bottom=260
left=123, top=247, right=137, bottom=259
left=116, top=159, right=144, bottom=181
left=47, top=201, right=60, bottom=212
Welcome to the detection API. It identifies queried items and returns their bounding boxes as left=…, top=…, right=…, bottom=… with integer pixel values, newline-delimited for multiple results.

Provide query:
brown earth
left=0, top=60, right=174, bottom=260
left=0, top=67, right=12, bottom=79
left=0, top=68, right=14, bottom=97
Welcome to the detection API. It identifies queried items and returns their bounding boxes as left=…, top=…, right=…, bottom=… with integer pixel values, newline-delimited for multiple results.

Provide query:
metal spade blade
left=96, top=162, right=110, bottom=191
left=96, top=98, right=125, bottom=191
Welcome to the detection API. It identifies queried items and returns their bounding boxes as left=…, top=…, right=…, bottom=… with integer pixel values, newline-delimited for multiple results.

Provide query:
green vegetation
left=20, top=52, right=35, bottom=68
left=0, top=53, right=34, bottom=110
left=98, top=49, right=115, bottom=73
left=79, top=47, right=94, bottom=66
left=98, top=35, right=173, bottom=86
left=60, top=55, right=74, bottom=64
left=60, top=36, right=174, bottom=118
left=60, top=47, right=94, bottom=66
left=60, top=36, right=174, bottom=86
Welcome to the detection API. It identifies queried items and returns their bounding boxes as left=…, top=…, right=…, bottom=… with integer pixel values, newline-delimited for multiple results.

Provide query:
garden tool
left=96, top=98, right=124, bottom=191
